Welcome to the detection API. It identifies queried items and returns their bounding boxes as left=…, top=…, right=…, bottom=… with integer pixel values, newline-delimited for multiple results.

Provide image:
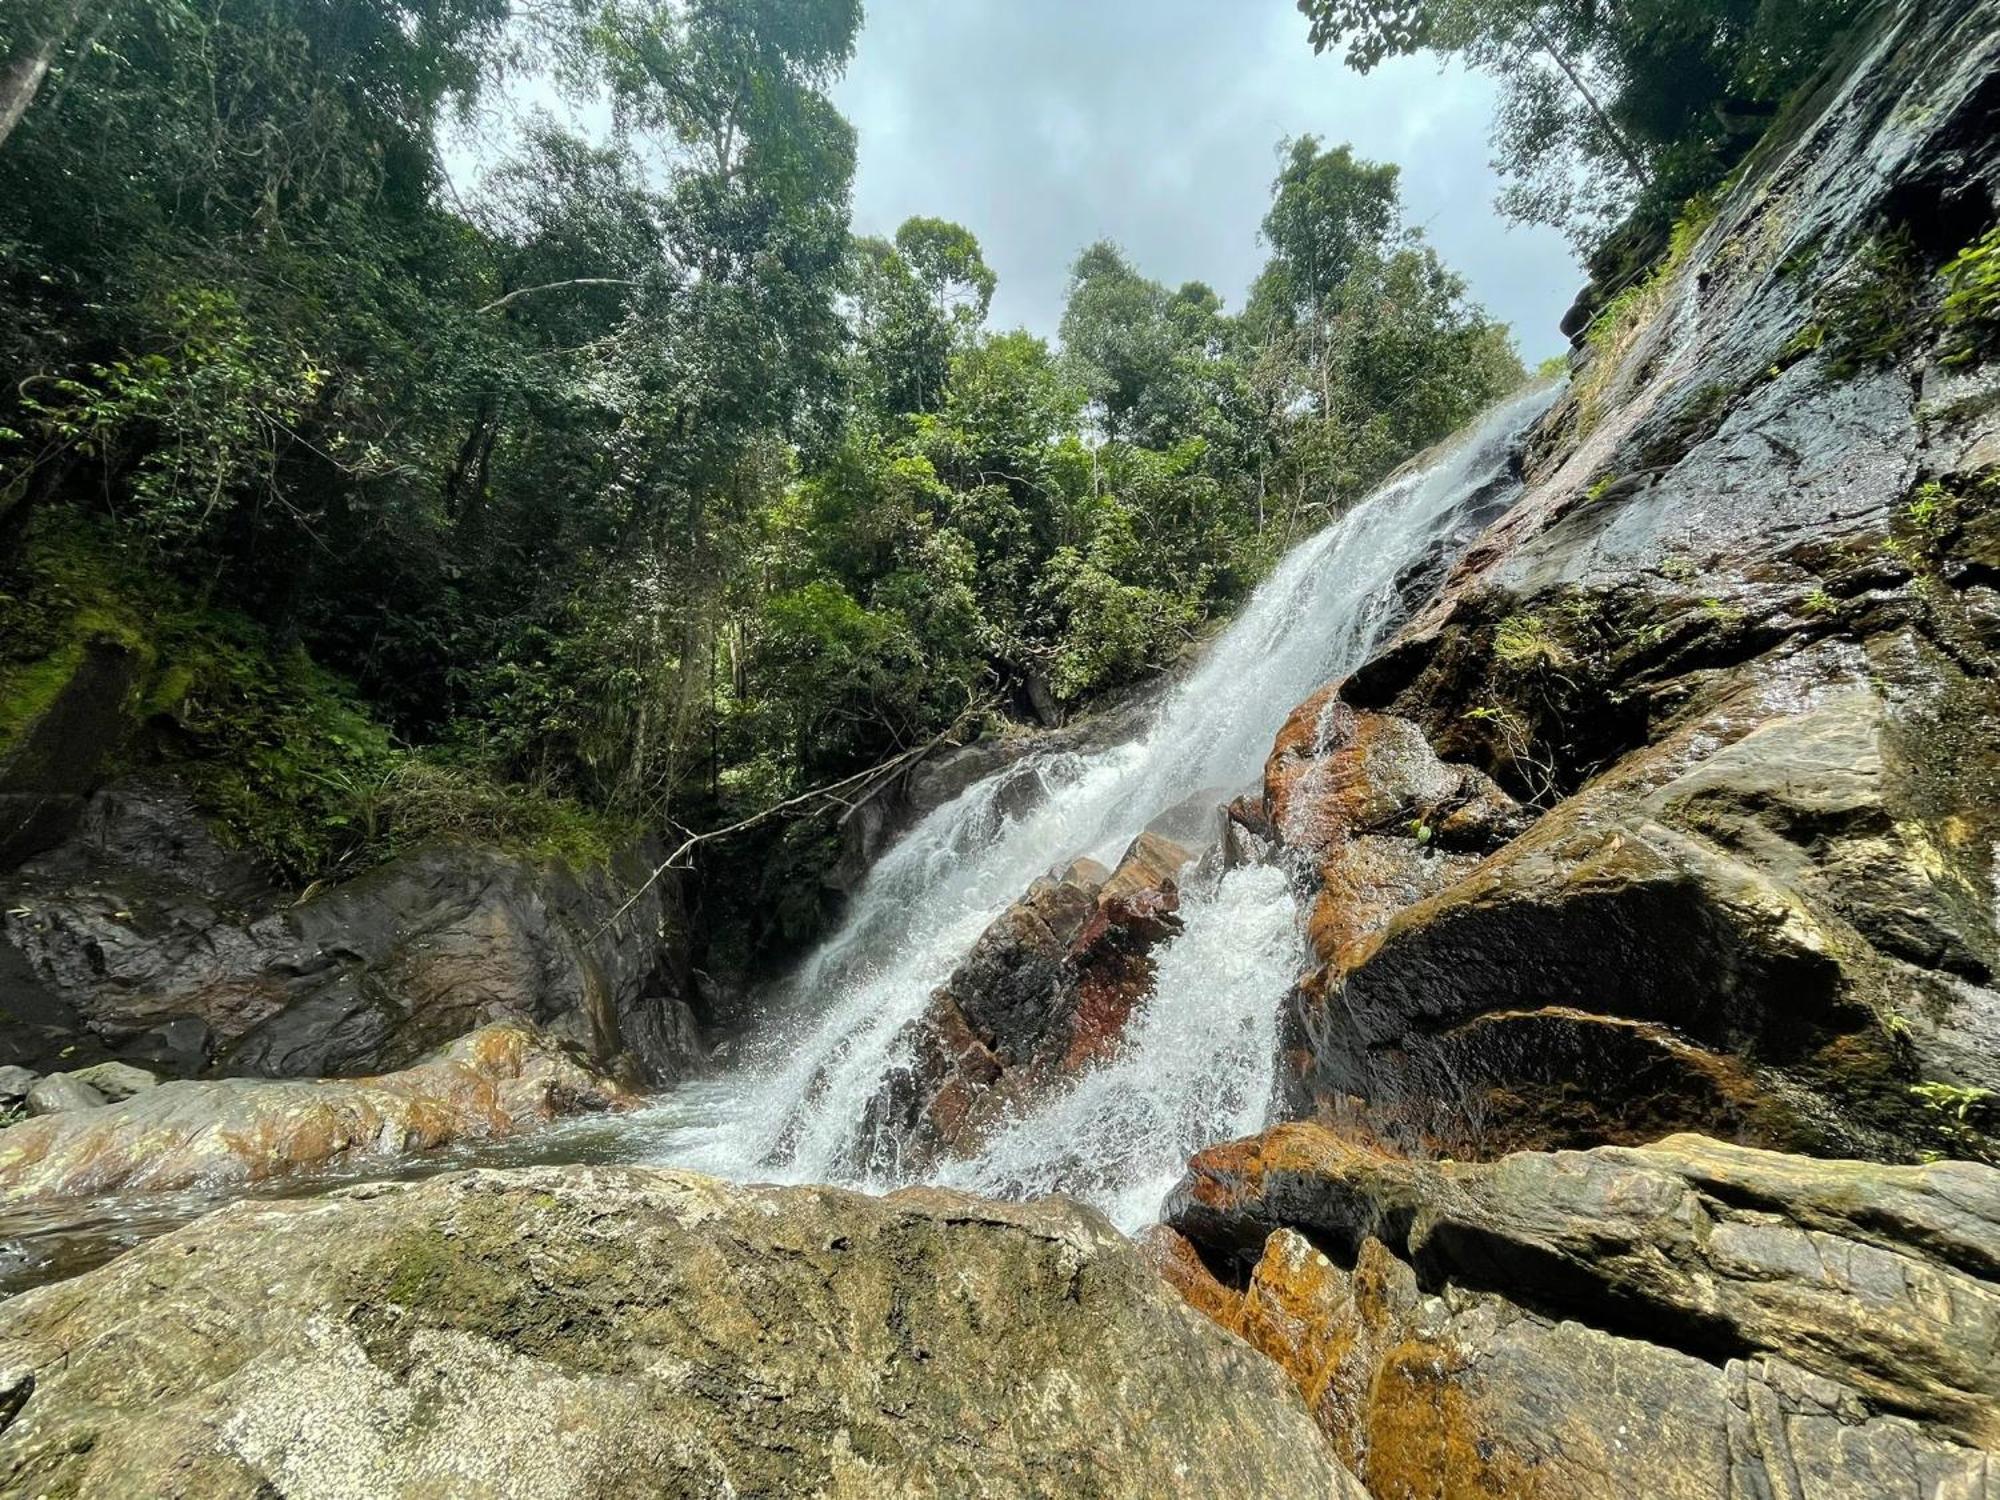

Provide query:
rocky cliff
left=1131, top=1, right=2000, bottom=1493
left=0, top=777, right=704, bottom=1087
left=1239, top=0, right=2000, bottom=1165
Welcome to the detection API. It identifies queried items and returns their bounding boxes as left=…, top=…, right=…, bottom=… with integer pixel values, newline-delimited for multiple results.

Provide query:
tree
left=1255, top=137, right=1402, bottom=320
left=1059, top=243, right=1187, bottom=445
left=894, top=216, right=997, bottom=330
left=847, top=218, right=994, bottom=421
left=1295, top=0, right=1861, bottom=250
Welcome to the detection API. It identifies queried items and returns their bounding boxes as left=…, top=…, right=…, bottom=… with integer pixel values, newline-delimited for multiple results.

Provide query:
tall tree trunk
left=1519, top=16, right=1650, bottom=185
left=0, top=0, right=97, bottom=153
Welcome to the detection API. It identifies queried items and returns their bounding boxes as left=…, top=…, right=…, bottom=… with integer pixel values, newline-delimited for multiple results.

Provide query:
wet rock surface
left=1163, top=1125, right=2000, bottom=1498
left=0, top=1022, right=634, bottom=1203
left=826, top=687, right=1162, bottom=904
left=860, top=831, right=1194, bottom=1168
left=0, top=778, right=705, bottom=1084
left=1261, top=0, right=2000, bottom=1164
left=0, top=1164, right=1361, bottom=1500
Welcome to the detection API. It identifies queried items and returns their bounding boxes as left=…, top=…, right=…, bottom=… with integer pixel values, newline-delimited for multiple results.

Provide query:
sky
left=830, top=0, right=1580, bottom=364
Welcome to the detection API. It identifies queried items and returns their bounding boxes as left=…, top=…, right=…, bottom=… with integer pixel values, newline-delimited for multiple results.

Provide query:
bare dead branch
left=589, top=700, right=990, bottom=942
left=474, top=278, right=641, bottom=315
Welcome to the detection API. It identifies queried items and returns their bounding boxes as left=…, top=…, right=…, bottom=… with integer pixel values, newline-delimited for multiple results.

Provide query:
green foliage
left=1941, top=225, right=2000, bottom=364
left=14, top=286, right=324, bottom=544
left=0, top=515, right=631, bottom=883
left=0, top=0, right=1523, bottom=954
left=1297, top=0, right=1860, bottom=254
left=1816, top=230, right=1925, bottom=375
left=1907, top=481, right=1949, bottom=532
left=1911, top=1080, right=1994, bottom=1121
left=1911, top=1080, right=1996, bottom=1160
left=1492, top=613, right=1566, bottom=669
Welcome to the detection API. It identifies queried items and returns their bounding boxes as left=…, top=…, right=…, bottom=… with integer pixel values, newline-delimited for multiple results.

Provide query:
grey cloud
left=833, top=0, right=1580, bottom=362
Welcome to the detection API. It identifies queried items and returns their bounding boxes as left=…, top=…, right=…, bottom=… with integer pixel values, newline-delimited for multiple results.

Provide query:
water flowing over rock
left=857, top=830, right=1191, bottom=1170
left=1160, top=1124, right=2000, bottom=1498
left=637, top=385, right=1561, bottom=1226
left=0, top=1165, right=1363, bottom=1499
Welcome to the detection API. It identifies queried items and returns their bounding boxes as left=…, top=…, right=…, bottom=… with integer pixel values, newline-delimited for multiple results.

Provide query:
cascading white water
left=637, top=383, right=1559, bottom=1227
left=930, top=859, right=1303, bottom=1227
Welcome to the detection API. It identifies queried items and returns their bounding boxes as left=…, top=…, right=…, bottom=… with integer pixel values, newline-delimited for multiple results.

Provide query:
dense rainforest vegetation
left=0, top=0, right=1868, bottom=960
left=1298, top=0, right=1865, bottom=277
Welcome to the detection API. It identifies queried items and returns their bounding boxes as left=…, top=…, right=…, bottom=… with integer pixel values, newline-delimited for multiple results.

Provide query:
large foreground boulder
left=0, top=1165, right=1362, bottom=1499
left=1157, top=1125, right=2000, bottom=1498
left=0, top=1023, right=633, bottom=1202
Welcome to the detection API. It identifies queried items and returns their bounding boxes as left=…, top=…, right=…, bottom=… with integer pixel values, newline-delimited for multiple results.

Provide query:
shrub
left=1941, top=225, right=2000, bottom=364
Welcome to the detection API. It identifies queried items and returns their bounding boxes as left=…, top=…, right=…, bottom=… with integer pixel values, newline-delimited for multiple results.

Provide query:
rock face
left=0, top=1165, right=1362, bottom=1499
left=860, top=832, right=1192, bottom=1169
left=0, top=1023, right=633, bottom=1202
left=0, top=637, right=148, bottom=868
left=0, top=778, right=704, bottom=1084
left=1257, top=0, right=2000, bottom=1162
left=1159, top=1125, right=2000, bottom=1498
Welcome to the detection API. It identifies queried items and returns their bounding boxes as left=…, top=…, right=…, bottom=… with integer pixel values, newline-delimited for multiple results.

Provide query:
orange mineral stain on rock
left=0, top=1023, right=634, bottom=1203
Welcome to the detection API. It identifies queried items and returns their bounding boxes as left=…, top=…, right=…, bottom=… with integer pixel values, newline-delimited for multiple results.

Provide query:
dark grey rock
left=0, top=779, right=705, bottom=1085
left=23, top=1075, right=103, bottom=1116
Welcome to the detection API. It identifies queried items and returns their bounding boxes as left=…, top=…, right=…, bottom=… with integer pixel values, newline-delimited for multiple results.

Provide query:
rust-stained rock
left=1135, top=1223, right=1244, bottom=1327
left=1162, top=1125, right=2000, bottom=1499
left=861, top=832, right=1197, bottom=1168
left=1283, top=658, right=1994, bottom=1158
left=1169, top=1124, right=2000, bottom=1451
left=0, top=1023, right=635, bottom=1203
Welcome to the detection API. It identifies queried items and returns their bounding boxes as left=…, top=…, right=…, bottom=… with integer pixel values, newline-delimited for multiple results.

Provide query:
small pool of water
left=0, top=1081, right=742, bottom=1297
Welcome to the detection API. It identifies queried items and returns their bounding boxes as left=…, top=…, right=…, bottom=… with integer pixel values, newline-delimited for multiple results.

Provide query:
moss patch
left=0, top=513, right=636, bottom=884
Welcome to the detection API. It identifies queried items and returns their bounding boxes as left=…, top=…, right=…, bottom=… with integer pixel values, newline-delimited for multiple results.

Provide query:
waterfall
left=636, top=384, right=1559, bottom=1227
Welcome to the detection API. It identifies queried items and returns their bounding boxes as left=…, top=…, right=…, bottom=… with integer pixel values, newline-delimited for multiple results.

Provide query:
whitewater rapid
left=632, top=384, right=1559, bottom=1229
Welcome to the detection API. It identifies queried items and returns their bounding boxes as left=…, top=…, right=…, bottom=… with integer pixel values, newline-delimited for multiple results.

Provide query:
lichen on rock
left=0, top=1165, right=1363, bottom=1499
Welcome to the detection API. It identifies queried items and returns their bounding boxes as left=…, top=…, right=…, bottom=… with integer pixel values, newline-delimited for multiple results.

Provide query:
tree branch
left=1518, top=16, right=1650, bottom=185
left=0, top=0, right=98, bottom=153
left=589, top=701, right=990, bottom=941
left=474, top=278, right=641, bottom=315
